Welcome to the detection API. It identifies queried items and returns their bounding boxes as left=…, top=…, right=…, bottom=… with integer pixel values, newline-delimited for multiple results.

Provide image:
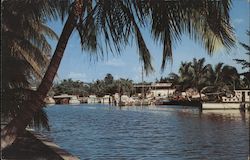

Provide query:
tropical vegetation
left=161, top=58, right=246, bottom=101
left=233, top=31, right=250, bottom=87
left=2, top=0, right=59, bottom=130
left=52, top=74, right=134, bottom=97
left=1, top=0, right=236, bottom=149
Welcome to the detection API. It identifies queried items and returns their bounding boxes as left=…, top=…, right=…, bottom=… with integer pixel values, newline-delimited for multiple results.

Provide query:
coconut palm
left=221, top=65, right=240, bottom=89
left=2, top=0, right=61, bottom=130
left=234, top=31, right=250, bottom=87
left=1, top=0, right=236, bottom=149
left=177, top=62, right=193, bottom=91
left=201, top=63, right=241, bottom=101
left=189, top=58, right=212, bottom=97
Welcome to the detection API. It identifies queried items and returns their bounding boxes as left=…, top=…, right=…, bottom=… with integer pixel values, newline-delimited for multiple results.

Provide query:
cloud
left=104, top=58, right=126, bottom=67
left=233, top=18, right=244, bottom=24
left=68, top=72, right=87, bottom=81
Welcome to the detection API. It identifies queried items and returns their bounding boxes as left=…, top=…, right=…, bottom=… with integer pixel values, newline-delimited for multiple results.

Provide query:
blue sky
left=47, top=0, right=249, bottom=83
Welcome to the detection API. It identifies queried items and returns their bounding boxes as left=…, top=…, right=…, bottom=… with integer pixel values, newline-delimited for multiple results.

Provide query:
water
left=43, top=104, right=249, bottom=160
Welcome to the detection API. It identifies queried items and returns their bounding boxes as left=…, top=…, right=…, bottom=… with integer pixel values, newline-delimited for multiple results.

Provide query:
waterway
left=43, top=104, right=249, bottom=159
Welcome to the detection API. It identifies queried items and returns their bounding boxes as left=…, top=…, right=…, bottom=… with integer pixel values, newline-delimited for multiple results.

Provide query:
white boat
left=202, top=102, right=243, bottom=110
left=102, top=95, right=112, bottom=104
left=202, top=89, right=250, bottom=110
left=87, top=95, right=98, bottom=104
left=69, top=96, right=80, bottom=104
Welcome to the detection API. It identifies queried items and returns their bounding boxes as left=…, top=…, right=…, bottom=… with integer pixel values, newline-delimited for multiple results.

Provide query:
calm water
left=43, top=104, right=249, bottom=160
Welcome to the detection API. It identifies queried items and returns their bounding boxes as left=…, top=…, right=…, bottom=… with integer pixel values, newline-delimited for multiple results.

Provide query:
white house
left=149, top=83, right=176, bottom=98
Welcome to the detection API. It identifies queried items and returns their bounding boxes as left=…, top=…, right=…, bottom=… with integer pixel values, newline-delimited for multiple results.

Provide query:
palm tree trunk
left=1, top=0, right=83, bottom=150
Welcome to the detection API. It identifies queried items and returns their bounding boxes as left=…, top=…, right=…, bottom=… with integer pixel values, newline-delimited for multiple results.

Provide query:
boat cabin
left=222, top=89, right=250, bottom=102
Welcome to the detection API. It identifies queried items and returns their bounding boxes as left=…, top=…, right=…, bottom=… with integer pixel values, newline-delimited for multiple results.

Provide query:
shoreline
left=2, top=130, right=79, bottom=160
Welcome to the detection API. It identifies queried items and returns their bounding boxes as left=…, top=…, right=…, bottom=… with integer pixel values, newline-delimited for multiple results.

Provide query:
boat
left=69, top=96, right=80, bottom=104
left=202, top=102, right=245, bottom=110
left=202, top=89, right=250, bottom=110
left=87, top=95, right=98, bottom=104
left=163, top=99, right=202, bottom=107
left=102, top=95, right=112, bottom=104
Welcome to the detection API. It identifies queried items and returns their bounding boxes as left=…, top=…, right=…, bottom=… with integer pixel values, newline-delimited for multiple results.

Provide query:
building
left=133, top=83, right=176, bottom=99
left=149, top=83, right=176, bottom=98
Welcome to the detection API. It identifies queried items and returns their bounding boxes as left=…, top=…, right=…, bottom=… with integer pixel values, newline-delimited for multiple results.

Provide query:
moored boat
left=69, top=96, right=80, bottom=104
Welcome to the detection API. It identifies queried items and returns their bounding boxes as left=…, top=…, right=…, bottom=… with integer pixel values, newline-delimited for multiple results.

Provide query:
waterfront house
left=134, top=83, right=176, bottom=99
left=149, top=83, right=176, bottom=99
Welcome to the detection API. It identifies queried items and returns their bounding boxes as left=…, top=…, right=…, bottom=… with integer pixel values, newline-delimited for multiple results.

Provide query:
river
left=43, top=104, right=249, bottom=160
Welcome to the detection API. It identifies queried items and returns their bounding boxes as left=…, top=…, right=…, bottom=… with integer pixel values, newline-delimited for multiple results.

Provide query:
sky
left=47, top=0, right=249, bottom=83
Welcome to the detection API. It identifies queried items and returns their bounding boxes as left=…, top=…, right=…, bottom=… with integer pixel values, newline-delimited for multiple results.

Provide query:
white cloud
left=68, top=72, right=87, bottom=81
left=104, top=58, right=126, bottom=67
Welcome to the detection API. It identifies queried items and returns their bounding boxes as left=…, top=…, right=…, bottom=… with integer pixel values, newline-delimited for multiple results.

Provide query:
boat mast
left=142, top=66, right=144, bottom=104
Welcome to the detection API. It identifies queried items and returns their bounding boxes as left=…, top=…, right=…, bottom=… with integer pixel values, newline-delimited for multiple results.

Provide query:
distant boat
left=102, top=95, right=112, bottom=104
left=87, top=95, right=99, bottom=104
left=53, top=94, right=80, bottom=104
left=69, top=96, right=80, bottom=104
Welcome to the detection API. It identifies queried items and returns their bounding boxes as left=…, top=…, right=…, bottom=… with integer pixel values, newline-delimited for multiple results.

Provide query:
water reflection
left=201, top=109, right=249, bottom=122
left=44, top=105, right=249, bottom=159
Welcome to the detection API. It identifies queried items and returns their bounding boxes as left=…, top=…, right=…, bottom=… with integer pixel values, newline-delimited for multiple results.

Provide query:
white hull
left=202, top=103, right=245, bottom=110
left=69, top=100, right=80, bottom=104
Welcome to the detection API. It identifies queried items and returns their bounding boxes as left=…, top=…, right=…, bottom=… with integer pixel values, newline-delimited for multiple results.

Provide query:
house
left=149, top=83, right=176, bottom=98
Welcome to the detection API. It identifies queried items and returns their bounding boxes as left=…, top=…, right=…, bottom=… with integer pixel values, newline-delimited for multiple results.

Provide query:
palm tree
left=1, top=0, right=236, bottom=149
left=189, top=58, right=212, bottom=98
left=2, top=0, right=60, bottom=130
left=179, top=62, right=192, bottom=89
left=234, top=31, right=250, bottom=87
left=221, top=65, right=240, bottom=89
left=202, top=63, right=240, bottom=101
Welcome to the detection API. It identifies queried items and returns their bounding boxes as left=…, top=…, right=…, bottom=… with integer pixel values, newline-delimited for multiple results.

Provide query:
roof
left=54, top=94, right=74, bottom=98
left=133, top=84, right=151, bottom=88
left=151, top=83, right=172, bottom=87
left=133, top=83, right=173, bottom=88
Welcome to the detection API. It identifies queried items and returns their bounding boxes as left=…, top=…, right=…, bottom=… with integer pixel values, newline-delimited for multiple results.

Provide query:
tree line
left=159, top=57, right=249, bottom=100
left=52, top=73, right=135, bottom=97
